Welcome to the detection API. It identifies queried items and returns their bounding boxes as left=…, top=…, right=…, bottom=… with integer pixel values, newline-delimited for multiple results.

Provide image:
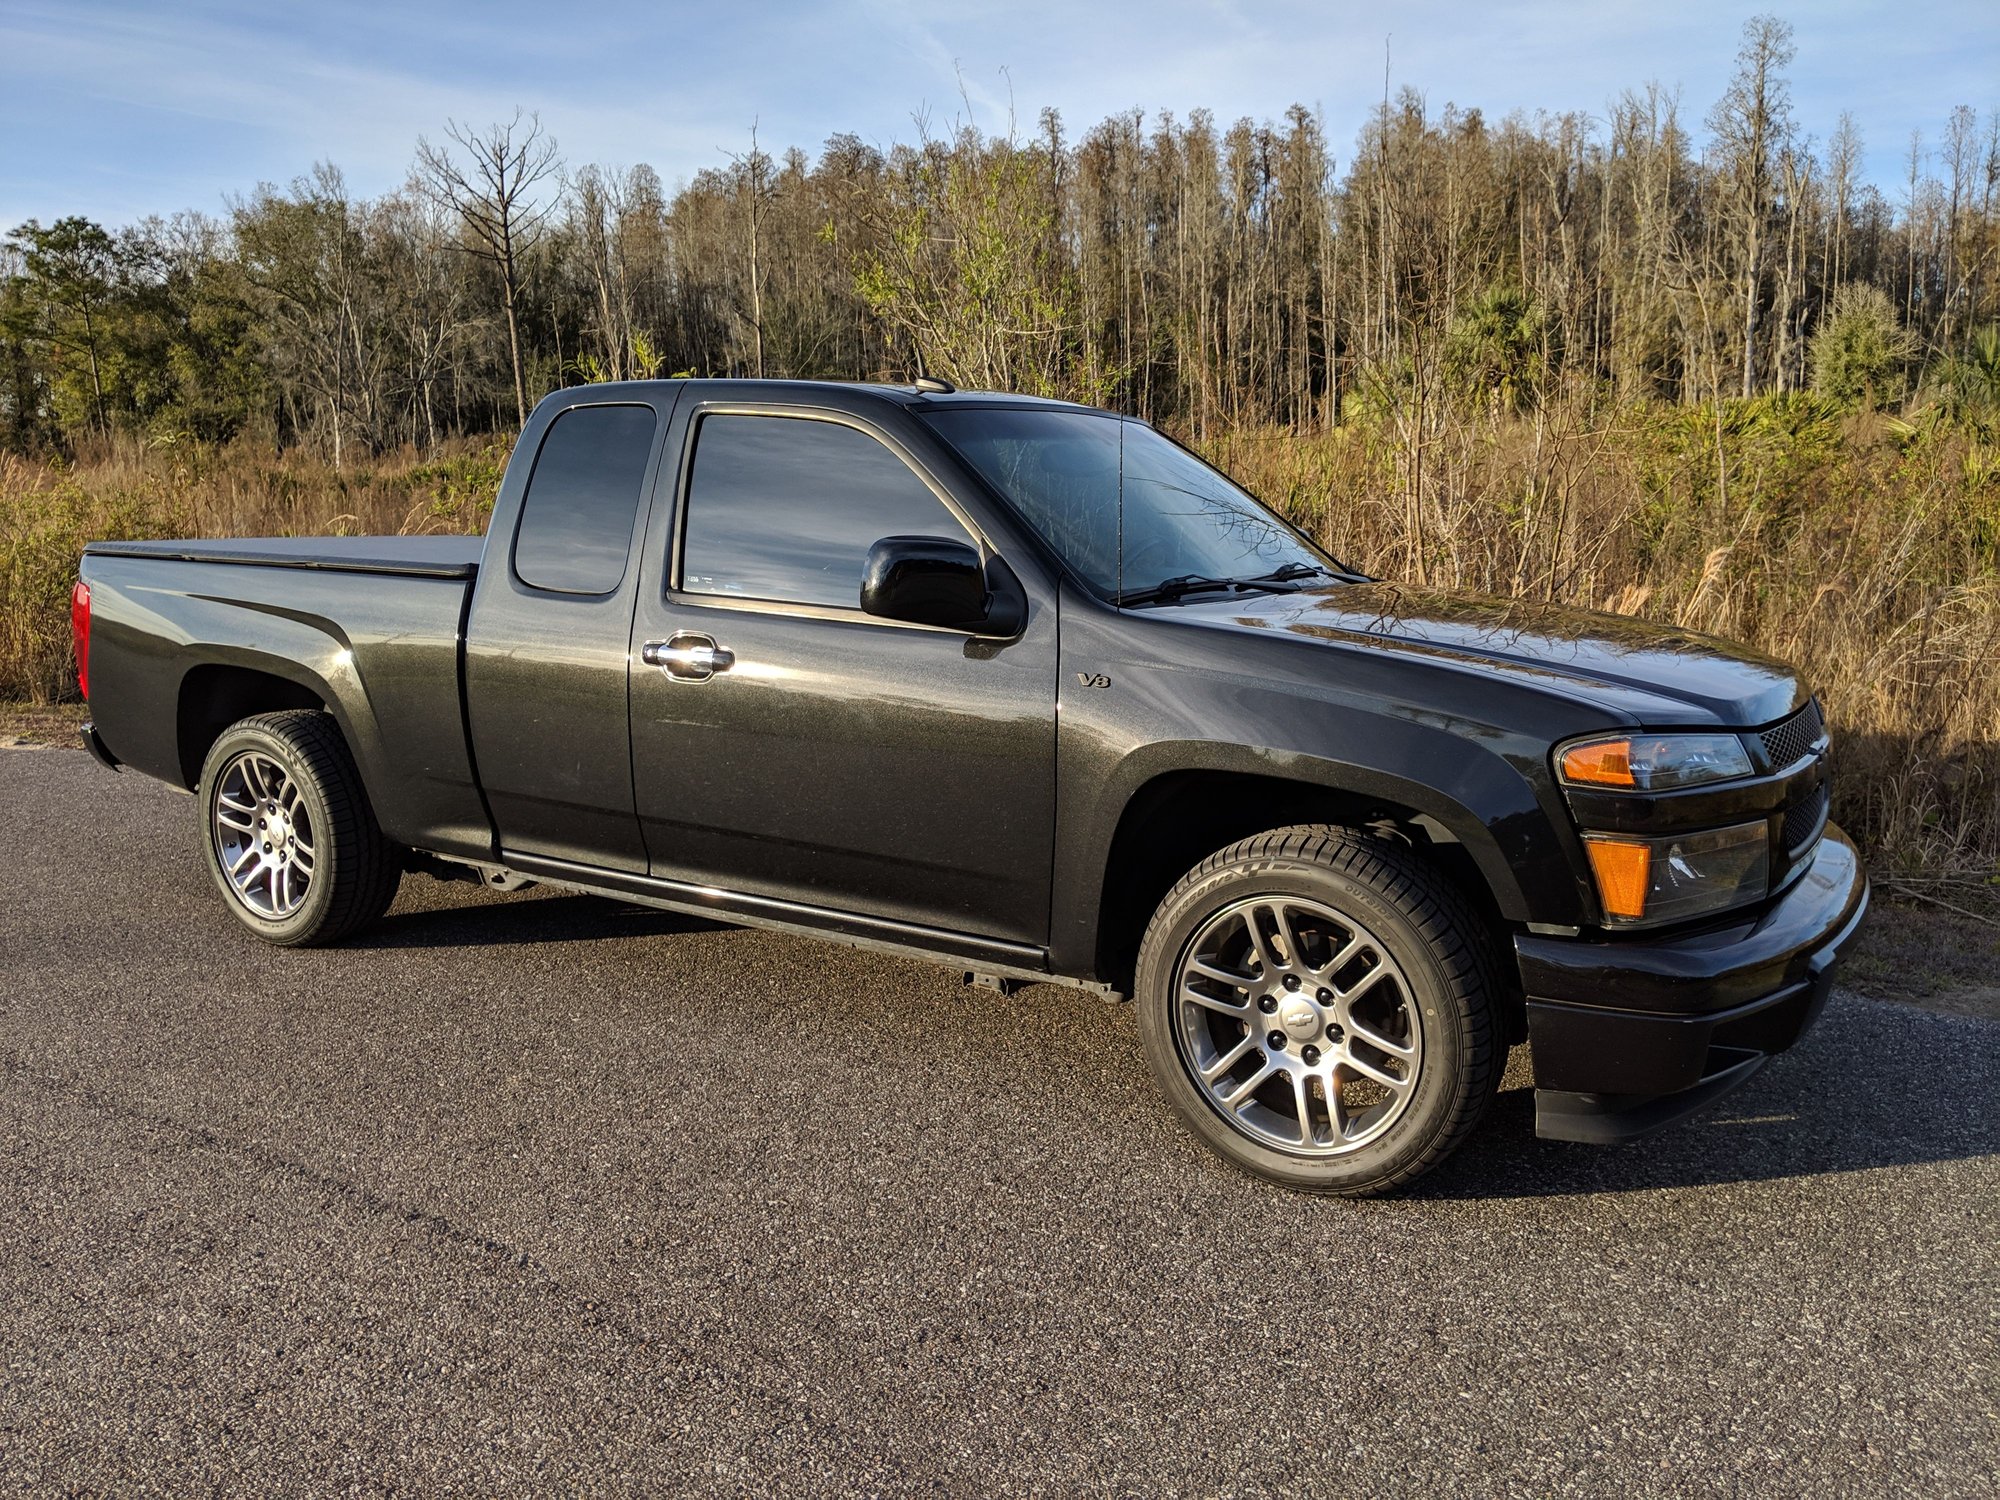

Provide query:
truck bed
left=79, top=536, right=492, bottom=861
left=84, top=535, right=482, bottom=579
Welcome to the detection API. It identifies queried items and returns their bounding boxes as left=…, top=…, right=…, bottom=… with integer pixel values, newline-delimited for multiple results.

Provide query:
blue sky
left=3, top=0, right=1994, bottom=229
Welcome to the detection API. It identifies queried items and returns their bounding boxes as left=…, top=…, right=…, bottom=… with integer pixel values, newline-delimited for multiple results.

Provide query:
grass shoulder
left=1842, top=884, right=2000, bottom=1021
left=0, top=699, right=87, bottom=748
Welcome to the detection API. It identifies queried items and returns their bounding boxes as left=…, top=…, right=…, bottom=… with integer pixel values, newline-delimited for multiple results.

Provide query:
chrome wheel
left=210, top=750, right=316, bottom=920
left=1173, top=895, right=1424, bottom=1156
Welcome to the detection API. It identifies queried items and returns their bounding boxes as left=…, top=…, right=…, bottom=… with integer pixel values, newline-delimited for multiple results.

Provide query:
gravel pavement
left=2, top=748, right=1995, bottom=1496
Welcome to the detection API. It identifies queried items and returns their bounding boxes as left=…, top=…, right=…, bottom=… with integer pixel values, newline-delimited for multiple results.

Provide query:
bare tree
left=374, top=192, right=470, bottom=452
left=1942, top=104, right=1980, bottom=348
left=414, top=111, right=561, bottom=426
left=571, top=164, right=630, bottom=380
left=727, top=125, right=773, bottom=378
left=231, top=163, right=387, bottom=467
left=1707, top=15, right=1794, bottom=397
left=1827, top=112, right=1861, bottom=293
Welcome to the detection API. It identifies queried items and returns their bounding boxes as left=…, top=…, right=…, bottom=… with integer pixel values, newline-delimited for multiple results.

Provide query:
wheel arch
left=177, top=661, right=331, bottom=788
left=1071, top=748, right=1534, bottom=1007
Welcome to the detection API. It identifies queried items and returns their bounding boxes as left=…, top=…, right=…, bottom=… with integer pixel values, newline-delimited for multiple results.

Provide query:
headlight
left=1558, top=732, right=1753, bottom=791
left=1582, top=821, right=1770, bottom=926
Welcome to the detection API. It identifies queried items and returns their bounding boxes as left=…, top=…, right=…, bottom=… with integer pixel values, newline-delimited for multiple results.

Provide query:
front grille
left=1782, top=782, right=1829, bottom=855
left=1761, top=699, right=1827, bottom=768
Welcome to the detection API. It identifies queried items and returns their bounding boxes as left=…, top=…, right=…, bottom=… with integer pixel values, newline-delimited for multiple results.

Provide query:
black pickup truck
left=73, top=379, right=1867, bottom=1194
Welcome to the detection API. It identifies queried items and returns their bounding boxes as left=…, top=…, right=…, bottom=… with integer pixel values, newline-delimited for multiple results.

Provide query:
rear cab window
left=513, top=403, right=659, bottom=594
left=679, top=413, right=973, bottom=609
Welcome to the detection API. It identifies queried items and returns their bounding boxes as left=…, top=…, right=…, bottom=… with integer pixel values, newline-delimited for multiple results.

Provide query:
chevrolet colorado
left=72, top=379, right=1867, bottom=1194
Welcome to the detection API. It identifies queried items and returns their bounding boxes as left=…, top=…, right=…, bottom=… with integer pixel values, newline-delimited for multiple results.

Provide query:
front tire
left=1135, top=825, right=1501, bottom=1196
left=197, top=710, right=401, bottom=946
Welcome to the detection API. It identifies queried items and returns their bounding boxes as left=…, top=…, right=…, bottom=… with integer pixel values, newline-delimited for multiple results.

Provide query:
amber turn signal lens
left=1561, top=739, right=1635, bottom=787
left=1584, top=839, right=1652, bottom=920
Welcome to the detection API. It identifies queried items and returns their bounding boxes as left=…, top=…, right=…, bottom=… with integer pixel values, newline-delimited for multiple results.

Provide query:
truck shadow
left=1406, top=995, right=1998, bottom=1199
left=341, top=886, right=1994, bottom=1199
left=352, top=890, right=727, bottom=949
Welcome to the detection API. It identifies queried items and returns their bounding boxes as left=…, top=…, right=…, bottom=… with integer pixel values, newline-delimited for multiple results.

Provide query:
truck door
left=627, top=399, right=1058, bottom=945
left=464, top=391, right=677, bottom=872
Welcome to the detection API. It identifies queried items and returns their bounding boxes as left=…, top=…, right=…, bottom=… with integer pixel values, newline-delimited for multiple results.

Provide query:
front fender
left=1044, top=589, right=1623, bottom=979
left=1046, top=728, right=1572, bottom=977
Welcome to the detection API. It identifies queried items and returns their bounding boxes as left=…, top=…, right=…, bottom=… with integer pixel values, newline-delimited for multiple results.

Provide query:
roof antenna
left=910, top=342, right=954, bottom=393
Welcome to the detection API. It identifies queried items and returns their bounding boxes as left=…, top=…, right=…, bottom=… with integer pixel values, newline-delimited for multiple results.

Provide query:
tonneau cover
left=84, top=535, right=482, bottom=579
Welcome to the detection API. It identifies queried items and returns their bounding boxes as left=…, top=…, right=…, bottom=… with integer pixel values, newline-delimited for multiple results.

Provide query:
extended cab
left=73, top=380, right=1867, bottom=1194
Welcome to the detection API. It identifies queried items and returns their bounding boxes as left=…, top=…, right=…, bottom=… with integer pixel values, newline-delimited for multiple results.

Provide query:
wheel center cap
left=268, top=810, right=289, bottom=843
left=1278, top=995, right=1320, bottom=1035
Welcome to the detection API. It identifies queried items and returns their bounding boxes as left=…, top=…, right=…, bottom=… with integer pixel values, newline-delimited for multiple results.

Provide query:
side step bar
left=426, top=851, right=1121, bottom=1000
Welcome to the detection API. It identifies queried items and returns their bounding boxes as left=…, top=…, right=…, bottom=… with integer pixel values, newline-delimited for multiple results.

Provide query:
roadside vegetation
left=3, top=14, right=1997, bottom=885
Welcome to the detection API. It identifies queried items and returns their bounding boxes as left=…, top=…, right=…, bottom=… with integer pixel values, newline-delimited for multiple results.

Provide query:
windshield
left=923, top=408, right=1334, bottom=601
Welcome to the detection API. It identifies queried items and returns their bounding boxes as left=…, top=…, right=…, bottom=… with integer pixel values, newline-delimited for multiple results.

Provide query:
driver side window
left=679, top=414, right=973, bottom=609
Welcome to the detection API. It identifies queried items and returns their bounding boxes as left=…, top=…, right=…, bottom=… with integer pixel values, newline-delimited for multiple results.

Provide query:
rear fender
left=82, top=556, right=487, bottom=857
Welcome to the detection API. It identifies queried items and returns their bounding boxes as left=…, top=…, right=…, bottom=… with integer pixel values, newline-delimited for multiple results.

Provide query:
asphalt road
left=2, top=749, right=1994, bottom=1496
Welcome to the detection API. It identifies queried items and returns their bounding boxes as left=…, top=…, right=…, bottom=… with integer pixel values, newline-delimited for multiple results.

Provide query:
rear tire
left=1134, top=824, right=1501, bottom=1196
left=197, top=710, right=401, bottom=947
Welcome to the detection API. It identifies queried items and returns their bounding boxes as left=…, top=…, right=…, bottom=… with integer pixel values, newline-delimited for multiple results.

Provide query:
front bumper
left=1517, top=824, right=1869, bottom=1145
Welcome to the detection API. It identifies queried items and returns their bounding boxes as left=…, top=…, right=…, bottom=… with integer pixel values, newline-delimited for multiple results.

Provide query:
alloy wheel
left=1172, top=895, right=1424, bottom=1155
left=210, top=750, right=316, bottom=919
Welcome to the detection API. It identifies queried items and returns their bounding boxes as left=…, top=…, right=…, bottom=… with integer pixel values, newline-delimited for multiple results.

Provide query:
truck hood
left=1175, top=582, right=1805, bottom=727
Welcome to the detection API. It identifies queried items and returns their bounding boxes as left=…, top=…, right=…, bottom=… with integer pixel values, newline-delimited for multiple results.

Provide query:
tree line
left=4, top=15, right=1998, bottom=461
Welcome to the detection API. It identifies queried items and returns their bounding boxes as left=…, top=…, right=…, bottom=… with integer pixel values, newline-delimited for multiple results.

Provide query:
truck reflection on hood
left=1206, top=581, right=1804, bottom=726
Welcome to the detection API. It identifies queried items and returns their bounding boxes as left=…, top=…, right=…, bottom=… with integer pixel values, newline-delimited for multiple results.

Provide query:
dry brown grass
left=0, top=435, right=504, bottom=710
left=5, top=403, right=1997, bottom=875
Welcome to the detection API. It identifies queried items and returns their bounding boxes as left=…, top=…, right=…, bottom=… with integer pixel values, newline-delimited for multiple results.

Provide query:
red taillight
left=70, top=579, right=91, bottom=700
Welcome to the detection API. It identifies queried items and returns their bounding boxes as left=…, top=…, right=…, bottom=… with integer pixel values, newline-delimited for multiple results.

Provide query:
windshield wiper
left=1115, top=568, right=1330, bottom=607
left=1113, top=574, right=1245, bottom=607
left=1112, top=572, right=1328, bottom=608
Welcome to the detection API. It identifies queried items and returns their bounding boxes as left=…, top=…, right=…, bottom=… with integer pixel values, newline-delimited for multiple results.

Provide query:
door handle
left=642, top=633, right=735, bottom=682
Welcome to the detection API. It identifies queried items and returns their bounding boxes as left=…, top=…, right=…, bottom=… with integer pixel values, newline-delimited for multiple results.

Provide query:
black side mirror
left=860, top=535, right=1000, bottom=632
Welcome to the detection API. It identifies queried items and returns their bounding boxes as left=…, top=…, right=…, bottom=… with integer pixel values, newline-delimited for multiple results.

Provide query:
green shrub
left=1811, top=285, right=1919, bottom=407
